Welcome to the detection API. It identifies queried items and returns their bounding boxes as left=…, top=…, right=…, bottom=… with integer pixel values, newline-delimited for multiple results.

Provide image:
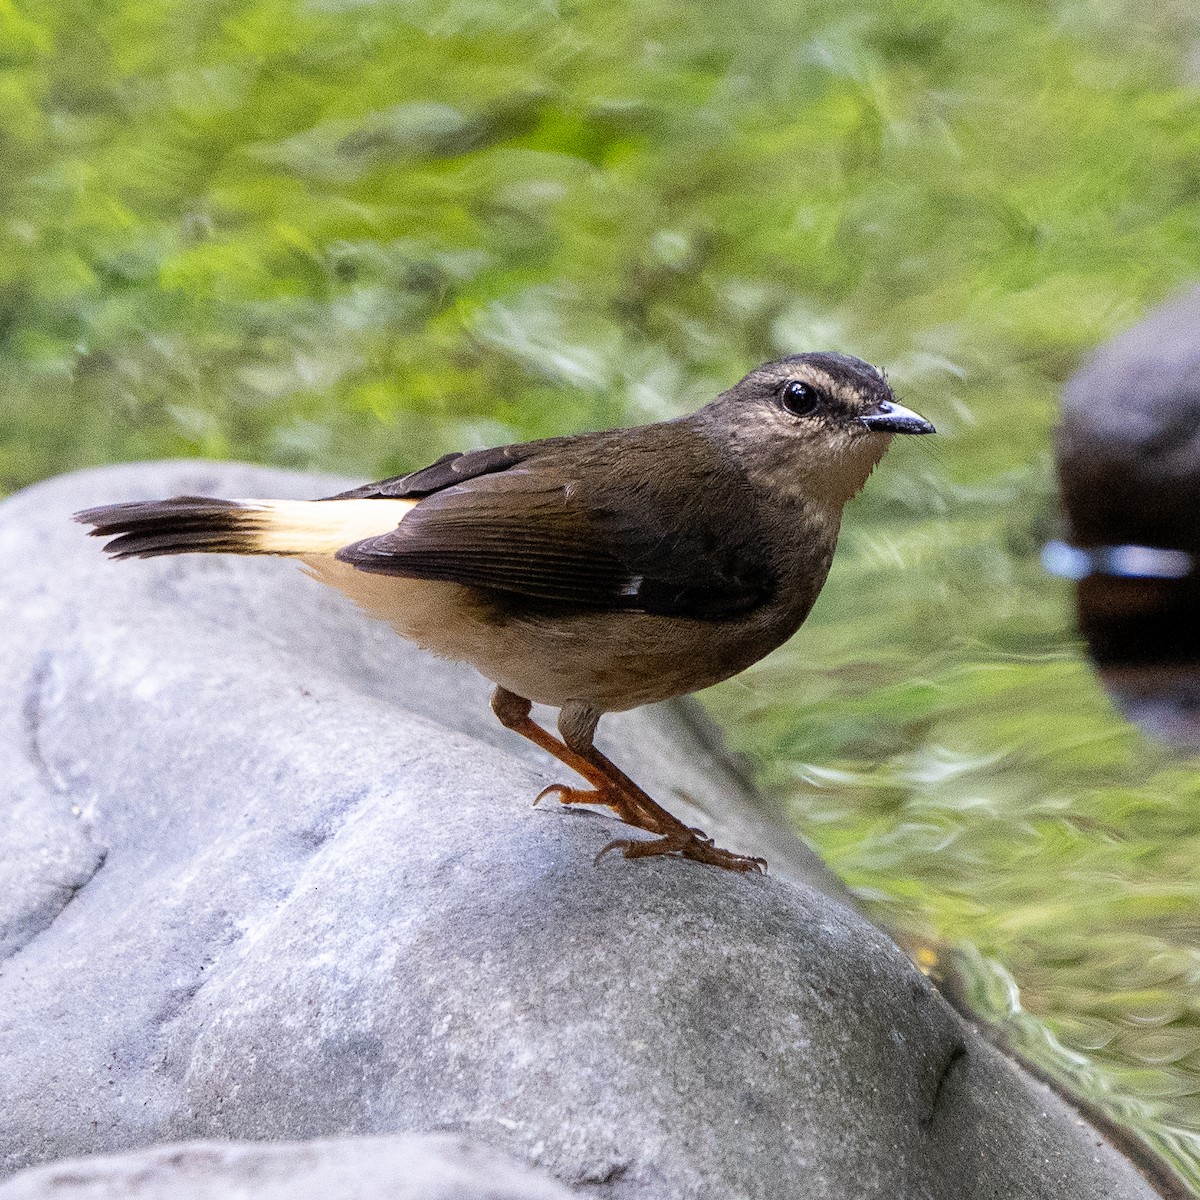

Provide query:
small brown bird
left=76, top=352, right=933, bottom=873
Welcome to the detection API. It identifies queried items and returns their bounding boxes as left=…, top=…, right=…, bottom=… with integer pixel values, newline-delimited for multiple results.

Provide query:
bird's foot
left=535, top=780, right=767, bottom=874
left=535, top=782, right=660, bottom=833
left=534, top=782, right=597, bottom=808
left=596, top=829, right=768, bottom=875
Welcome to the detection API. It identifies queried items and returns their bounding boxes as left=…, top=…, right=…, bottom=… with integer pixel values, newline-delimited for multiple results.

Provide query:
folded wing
left=334, top=429, right=775, bottom=621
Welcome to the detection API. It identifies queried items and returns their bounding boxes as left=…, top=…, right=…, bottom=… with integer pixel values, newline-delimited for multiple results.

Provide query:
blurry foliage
left=6, top=0, right=1200, bottom=1185
left=5, top=0, right=1200, bottom=490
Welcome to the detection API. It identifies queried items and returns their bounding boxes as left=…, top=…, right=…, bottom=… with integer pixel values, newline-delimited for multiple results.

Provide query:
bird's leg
left=490, top=688, right=660, bottom=833
left=491, top=688, right=765, bottom=872
left=555, top=701, right=767, bottom=875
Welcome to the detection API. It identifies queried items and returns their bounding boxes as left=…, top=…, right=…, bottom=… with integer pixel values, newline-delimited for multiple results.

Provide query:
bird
left=75, top=351, right=934, bottom=874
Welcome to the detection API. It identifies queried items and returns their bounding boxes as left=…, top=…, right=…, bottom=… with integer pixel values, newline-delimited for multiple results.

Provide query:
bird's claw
left=536, top=780, right=663, bottom=833
left=535, top=782, right=601, bottom=807
left=534, top=777, right=768, bottom=874
left=595, top=831, right=767, bottom=874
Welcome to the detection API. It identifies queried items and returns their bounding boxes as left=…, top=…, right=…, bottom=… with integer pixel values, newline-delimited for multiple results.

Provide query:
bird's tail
left=74, top=496, right=416, bottom=559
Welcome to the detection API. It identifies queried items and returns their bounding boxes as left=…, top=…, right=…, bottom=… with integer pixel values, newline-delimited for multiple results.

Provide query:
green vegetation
left=5, top=0, right=1200, bottom=1184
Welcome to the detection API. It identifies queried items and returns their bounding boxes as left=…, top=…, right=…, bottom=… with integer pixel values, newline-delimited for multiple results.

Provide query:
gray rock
left=0, top=462, right=1164, bottom=1199
left=0, top=1134, right=576, bottom=1199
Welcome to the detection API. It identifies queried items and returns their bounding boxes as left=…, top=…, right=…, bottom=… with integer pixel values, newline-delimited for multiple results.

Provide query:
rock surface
left=0, top=462, right=1166, bottom=1199
left=0, top=1135, right=575, bottom=1199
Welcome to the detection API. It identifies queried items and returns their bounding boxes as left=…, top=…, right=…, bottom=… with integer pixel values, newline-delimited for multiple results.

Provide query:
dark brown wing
left=323, top=442, right=555, bottom=500
left=334, top=426, right=775, bottom=621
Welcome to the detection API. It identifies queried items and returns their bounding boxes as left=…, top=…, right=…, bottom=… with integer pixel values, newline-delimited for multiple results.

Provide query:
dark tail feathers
left=74, top=497, right=267, bottom=559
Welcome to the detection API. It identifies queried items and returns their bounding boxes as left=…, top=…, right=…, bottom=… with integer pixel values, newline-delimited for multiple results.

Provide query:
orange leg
left=491, top=688, right=766, bottom=874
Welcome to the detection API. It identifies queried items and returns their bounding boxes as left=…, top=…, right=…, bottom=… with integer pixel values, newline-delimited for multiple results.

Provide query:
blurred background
left=4, top=0, right=1200, bottom=1186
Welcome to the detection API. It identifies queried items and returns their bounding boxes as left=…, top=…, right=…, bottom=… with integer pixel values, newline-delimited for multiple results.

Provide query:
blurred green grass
left=5, top=0, right=1200, bottom=1186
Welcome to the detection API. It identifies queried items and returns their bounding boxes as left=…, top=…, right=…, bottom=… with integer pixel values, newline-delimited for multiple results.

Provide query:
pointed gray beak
left=858, top=400, right=936, bottom=435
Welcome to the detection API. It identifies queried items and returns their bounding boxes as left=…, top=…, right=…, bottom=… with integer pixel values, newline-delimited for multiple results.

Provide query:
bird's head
left=702, top=352, right=935, bottom=506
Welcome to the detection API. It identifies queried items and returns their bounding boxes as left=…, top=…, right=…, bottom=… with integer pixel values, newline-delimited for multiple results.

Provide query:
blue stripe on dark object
left=1041, top=541, right=1194, bottom=581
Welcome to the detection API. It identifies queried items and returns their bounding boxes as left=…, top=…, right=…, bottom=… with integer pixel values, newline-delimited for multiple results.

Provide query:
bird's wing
left=333, top=430, right=775, bottom=620
left=323, top=443, right=551, bottom=500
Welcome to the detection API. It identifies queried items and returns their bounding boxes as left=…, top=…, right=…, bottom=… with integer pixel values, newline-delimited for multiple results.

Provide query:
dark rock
left=1056, top=287, right=1200, bottom=739
left=0, top=1134, right=576, bottom=1199
left=1059, top=286, right=1200, bottom=558
left=0, top=462, right=1164, bottom=1199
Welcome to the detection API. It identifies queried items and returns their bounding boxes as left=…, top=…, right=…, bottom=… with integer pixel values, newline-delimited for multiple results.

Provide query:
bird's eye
left=780, top=380, right=822, bottom=417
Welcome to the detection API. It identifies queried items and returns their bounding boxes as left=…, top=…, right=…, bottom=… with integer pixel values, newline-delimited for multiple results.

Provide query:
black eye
left=780, top=379, right=822, bottom=417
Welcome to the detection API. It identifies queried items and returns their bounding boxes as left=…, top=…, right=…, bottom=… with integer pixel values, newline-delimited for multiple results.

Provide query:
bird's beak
left=858, top=400, right=936, bottom=435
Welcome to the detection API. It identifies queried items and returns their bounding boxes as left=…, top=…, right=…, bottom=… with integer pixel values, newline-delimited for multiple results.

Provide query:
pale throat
left=744, top=434, right=891, bottom=511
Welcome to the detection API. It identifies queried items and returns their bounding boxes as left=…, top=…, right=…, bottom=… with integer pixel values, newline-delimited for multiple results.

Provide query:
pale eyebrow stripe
left=789, top=368, right=861, bottom=408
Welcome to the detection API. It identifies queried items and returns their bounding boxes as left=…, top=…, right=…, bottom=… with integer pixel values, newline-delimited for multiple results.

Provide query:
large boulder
left=0, top=462, right=1166, bottom=1199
